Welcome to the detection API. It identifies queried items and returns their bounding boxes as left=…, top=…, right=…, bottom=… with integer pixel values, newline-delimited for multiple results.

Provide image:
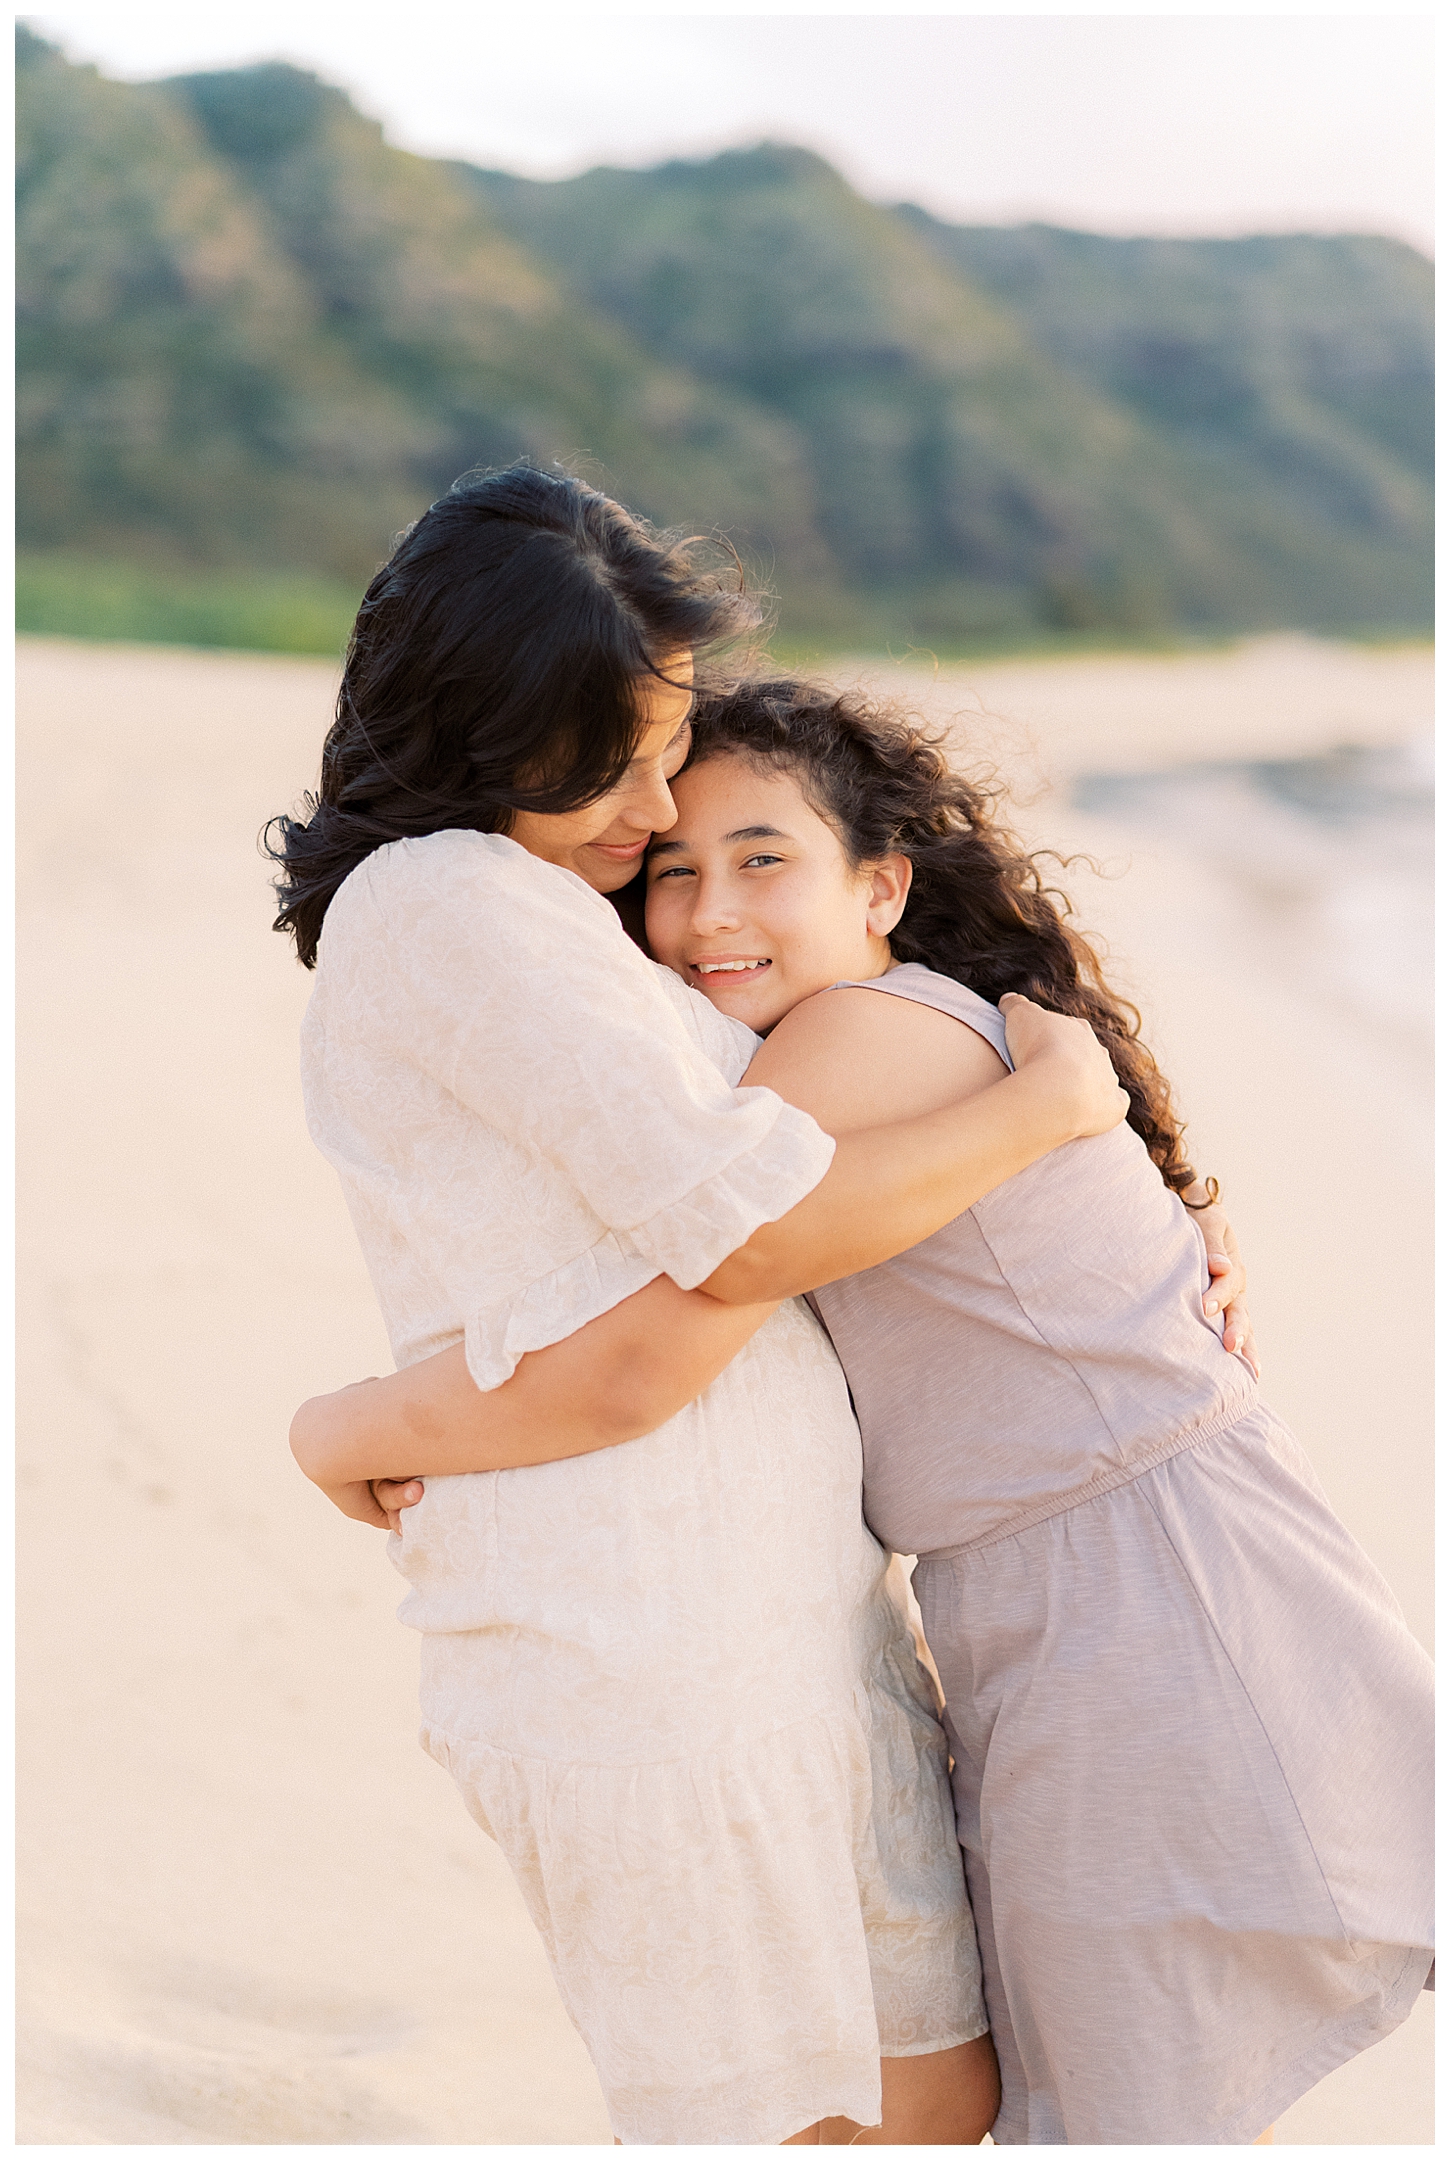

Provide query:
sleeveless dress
left=809, top=963, right=1433, bottom=2147
left=300, top=837, right=985, bottom=2146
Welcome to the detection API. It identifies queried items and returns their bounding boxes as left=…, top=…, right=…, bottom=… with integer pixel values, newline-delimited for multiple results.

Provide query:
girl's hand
left=316, top=1475, right=395, bottom=1530
left=999, top=993, right=1130, bottom=1143
left=372, top=1477, right=424, bottom=1531
left=295, top=1461, right=423, bottom=1533
left=1182, top=1187, right=1260, bottom=1378
left=291, top=1378, right=424, bottom=1529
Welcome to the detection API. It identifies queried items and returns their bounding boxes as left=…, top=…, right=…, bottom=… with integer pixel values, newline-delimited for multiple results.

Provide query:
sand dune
left=17, top=634, right=1431, bottom=2143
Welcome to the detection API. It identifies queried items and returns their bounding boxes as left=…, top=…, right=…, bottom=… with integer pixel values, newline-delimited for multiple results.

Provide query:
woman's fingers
left=1202, top=1244, right=1247, bottom=1314
left=1195, top=1207, right=1247, bottom=1314
left=328, top=1478, right=423, bottom=1532
left=372, top=1477, right=424, bottom=1507
left=1178, top=1192, right=1256, bottom=1371
left=1221, top=1296, right=1261, bottom=1379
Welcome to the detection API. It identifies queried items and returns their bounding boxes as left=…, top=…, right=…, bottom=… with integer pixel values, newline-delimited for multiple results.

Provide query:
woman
left=273, top=466, right=1137, bottom=2146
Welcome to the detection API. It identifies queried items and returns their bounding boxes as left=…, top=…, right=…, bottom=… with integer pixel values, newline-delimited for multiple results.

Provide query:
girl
left=313, top=675, right=1430, bottom=2144
left=642, top=679, right=1435, bottom=2144
left=274, top=469, right=1136, bottom=2146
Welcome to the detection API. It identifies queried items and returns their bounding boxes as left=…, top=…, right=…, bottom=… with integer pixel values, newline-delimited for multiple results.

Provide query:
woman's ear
left=864, top=853, right=913, bottom=939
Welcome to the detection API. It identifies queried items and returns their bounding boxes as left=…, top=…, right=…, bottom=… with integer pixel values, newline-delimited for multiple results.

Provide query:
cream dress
left=301, top=830, right=984, bottom=2145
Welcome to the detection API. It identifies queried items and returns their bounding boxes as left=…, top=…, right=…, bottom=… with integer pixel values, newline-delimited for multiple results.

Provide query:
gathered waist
left=915, top=1388, right=1260, bottom=1565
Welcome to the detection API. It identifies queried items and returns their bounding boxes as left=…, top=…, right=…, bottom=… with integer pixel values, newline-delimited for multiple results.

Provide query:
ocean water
left=1071, top=735, right=1433, bottom=1054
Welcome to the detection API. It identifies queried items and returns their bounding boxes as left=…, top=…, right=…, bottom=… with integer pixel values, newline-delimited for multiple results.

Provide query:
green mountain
left=17, top=29, right=821, bottom=594
left=900, top=210, right=1433, bottom=623
left=469, top=148, right=1431, bottom=633
left=17, top=27, right=1432, bottom=649
left=464, top=148, right=1222, bottom=635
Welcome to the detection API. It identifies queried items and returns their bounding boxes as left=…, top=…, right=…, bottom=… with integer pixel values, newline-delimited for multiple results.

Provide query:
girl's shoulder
left=840, top=963, right=1012, bottom=1069
left=750, top=967, right=1008, bottom=1138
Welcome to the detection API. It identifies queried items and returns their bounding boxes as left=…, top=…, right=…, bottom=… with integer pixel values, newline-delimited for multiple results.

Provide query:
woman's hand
left=999, top=994, right=1130, bottom=1144
left=315, top=1472, right=393, bottom=1530
left=1182, top=1185, right=1260, bottom=1377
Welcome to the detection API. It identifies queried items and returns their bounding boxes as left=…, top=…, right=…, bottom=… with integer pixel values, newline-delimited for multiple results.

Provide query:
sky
left=26, top=7, right=1435, bottom=252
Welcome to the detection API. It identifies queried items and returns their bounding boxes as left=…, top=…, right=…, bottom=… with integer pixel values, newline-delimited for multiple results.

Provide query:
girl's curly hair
left=687, top=676, right=1198, bottom=1195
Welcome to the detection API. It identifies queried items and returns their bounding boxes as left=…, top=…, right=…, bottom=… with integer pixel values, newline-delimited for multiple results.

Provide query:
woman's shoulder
left=321, top=829, right=619, bottom=959
left=651, top=961, right=761, bottom=1083
left=313, top=831, right=705, bottom=1054
left=364, top=829, right=612, bottom=912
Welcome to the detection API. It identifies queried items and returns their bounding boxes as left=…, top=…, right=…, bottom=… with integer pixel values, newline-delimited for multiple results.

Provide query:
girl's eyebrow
left=649, top=823, right=791, bottom=860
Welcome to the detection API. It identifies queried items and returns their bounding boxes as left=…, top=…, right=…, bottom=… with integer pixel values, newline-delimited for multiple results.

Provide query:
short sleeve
left=354, top=833, right=834, bottom=1377
left=649, top=958, right=762, bottom=1086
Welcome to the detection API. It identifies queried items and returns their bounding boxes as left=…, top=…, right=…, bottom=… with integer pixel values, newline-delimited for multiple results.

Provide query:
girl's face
left=645, top=752, right=911, bottom=1034
left=509, top=651, right=695, bottom=893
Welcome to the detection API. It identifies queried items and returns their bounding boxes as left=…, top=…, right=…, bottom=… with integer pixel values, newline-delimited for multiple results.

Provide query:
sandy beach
left=17, top=633, right=1432, bottom=2144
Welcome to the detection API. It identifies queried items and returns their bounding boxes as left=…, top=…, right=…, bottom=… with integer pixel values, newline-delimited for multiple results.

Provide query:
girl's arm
left=292, top=1275, right=777, bottom=1526
left=294, top=994, right=1126, bottom=1518
left=721, top=981, right=1254, bottom=1353
left=698, top=991, right=1127, bottom=1304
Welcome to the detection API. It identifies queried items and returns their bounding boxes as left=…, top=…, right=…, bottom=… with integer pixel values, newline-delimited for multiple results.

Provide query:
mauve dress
left=809, top=964, right=1433, bottom=2146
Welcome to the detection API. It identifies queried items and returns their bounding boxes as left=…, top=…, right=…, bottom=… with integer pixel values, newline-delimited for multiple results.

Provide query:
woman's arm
left=712, top=982, right=1253, bottom=1352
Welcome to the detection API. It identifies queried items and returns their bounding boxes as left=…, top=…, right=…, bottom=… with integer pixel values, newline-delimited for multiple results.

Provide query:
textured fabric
left=305, top=830, right=837, bottom=1393
left=811, top=962, right=1434, bottom=2145
left=301, top=838, right=986, bottom=2145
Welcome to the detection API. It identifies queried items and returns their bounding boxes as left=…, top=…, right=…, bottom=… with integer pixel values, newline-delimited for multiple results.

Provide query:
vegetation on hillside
left=17, top=26, right=1432, bottom=651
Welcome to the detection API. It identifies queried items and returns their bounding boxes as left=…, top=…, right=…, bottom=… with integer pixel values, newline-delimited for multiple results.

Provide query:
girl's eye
left=742, top=853, right=783, bottom=869
left=651, top=864, right=694, bottom=880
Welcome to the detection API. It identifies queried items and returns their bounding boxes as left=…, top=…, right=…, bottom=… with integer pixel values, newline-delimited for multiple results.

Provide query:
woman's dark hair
left=268, top=466, right=761, bottom=966
left=687, top=678, right=1199, bottom=1195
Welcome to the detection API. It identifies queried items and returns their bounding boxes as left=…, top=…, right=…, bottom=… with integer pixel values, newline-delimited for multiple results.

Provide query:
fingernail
left=1205, top=1300, right=1219, bottom=1316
